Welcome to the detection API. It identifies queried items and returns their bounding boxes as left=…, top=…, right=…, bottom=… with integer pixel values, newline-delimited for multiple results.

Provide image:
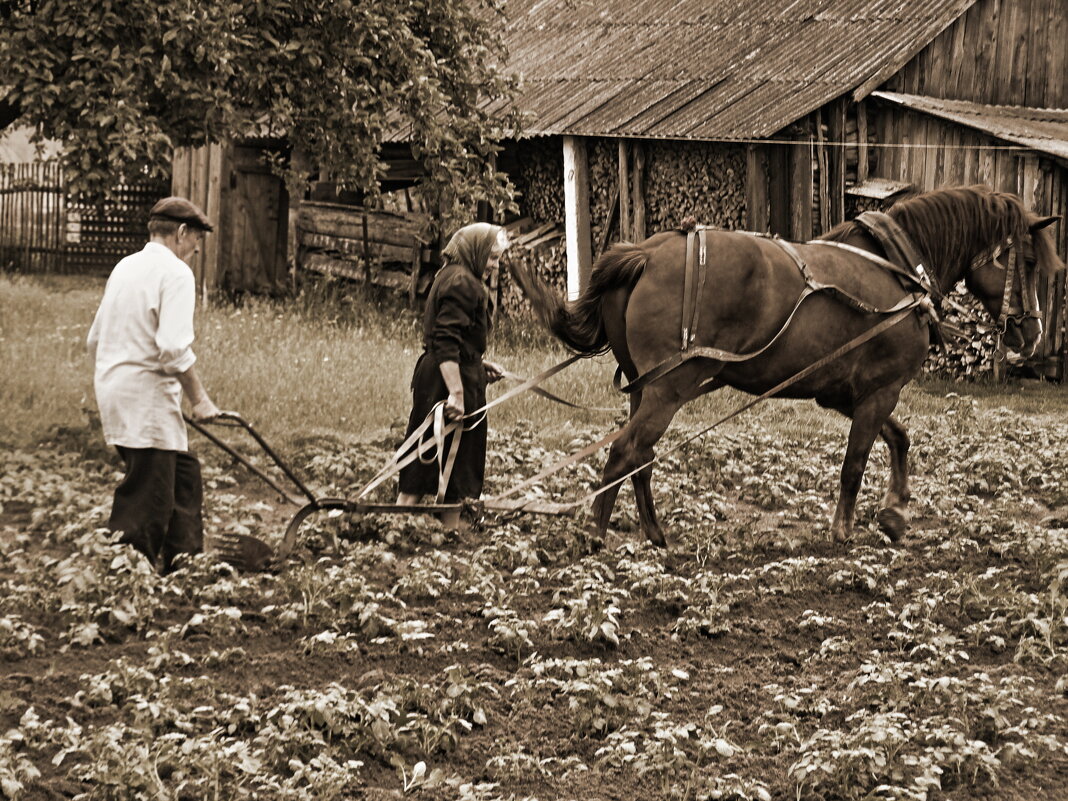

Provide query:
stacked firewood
left=588, top=139, right=620, bottom=251
left=644, top=141, right=747, bottom=233
left=498, top=137, right=567, bottom=315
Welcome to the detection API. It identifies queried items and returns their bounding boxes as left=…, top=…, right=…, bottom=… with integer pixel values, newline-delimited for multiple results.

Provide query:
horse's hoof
left=876, top=507, right=909, bottom=542
left=645, top=530, right=668, bottom=548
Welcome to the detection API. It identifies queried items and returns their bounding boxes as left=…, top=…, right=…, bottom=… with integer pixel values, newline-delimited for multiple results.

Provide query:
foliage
left=0, top=0, right=520, bottom=221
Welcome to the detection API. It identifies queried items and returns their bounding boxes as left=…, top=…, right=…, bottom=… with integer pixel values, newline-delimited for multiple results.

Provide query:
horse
left=509, top=185, right=1063, bottom=546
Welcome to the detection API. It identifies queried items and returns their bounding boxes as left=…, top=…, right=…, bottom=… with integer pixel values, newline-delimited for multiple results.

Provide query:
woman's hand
left=444, top=390, right=465, bottom=421
left=483, top=360, right=505, bottom=383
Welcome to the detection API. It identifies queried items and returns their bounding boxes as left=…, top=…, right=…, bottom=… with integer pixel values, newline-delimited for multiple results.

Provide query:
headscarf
left=442, top=222, right=503, bottom=279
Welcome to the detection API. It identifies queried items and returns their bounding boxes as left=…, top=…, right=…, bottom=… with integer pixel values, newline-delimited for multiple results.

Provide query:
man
left=87, top=196, right=221, bottom=574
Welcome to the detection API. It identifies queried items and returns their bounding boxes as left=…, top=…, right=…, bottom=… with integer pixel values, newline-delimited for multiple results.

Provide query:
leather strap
left=354, top=353, right=587, bottom=502
left=689, top=229, right=709, bottom=348
left=487, top=305, right=919, bottom=511
left=681, top=231, right=697, bottom=348
left=854, top=211, right=942, bottom=306
left=435, top=403, right=463, bottom=504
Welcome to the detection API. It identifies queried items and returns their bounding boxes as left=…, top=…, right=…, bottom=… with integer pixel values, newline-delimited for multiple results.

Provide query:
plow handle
left=185, top=412, right=319, bottom=506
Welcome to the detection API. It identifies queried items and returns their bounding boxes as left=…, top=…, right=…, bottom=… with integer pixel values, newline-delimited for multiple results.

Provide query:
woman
left=397, top=222, right=507, bottom=527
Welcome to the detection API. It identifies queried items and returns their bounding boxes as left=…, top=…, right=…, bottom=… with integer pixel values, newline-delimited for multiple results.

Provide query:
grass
left=3, top=271, right=1067, bottom=455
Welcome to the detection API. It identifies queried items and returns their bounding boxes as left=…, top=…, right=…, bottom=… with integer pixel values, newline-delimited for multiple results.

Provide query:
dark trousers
left=109, top=447, right=204, bottom=574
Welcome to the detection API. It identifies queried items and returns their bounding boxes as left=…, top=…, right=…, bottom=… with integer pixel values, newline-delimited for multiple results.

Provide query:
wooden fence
left=0, top=162, right=168, bottom=274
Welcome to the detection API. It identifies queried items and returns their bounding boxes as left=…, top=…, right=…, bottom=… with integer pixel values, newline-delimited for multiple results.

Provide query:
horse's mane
left=821, top=185, right=1064, bottom=282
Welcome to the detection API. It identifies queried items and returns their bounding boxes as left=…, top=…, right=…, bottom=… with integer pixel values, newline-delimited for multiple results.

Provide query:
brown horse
left=510, top=185, right=1063, bottom=546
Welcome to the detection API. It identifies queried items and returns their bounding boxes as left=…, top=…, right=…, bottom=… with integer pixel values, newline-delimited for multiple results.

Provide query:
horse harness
left=618, top=214, right=935, bottom=394
left=618, top=209, right=1041, bottom=395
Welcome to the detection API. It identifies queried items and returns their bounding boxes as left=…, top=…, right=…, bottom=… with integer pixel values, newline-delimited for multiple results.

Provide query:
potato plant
left=2, top=395, right=1068, bottom=800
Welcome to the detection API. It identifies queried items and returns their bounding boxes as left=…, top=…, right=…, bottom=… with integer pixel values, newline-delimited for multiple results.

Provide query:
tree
left=0, top=0, right=521, bottom=219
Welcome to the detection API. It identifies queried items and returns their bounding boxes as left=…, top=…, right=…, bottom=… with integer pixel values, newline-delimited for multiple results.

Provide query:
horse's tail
left=508, top=243, right=648, bottom=356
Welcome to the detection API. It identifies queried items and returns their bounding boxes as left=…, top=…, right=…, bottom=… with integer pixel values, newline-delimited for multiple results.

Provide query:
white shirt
left=87, top=242, right=198, bottom=451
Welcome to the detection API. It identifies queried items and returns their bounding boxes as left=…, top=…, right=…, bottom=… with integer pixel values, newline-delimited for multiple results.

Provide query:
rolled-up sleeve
left=156, top=269, right=197, bottom=374
left=427, top=280, right=475, bottom=364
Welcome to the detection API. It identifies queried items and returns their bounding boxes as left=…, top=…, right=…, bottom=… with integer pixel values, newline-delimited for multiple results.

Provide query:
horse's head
left=964, top=214, right=1062, bottom=361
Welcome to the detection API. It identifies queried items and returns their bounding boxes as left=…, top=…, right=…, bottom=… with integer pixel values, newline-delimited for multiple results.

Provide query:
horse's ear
left=1029, top=215, right=1059, bottom=232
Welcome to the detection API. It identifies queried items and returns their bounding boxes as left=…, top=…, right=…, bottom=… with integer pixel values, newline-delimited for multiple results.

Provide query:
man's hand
left=191, top=398, right=222, bottom=422
left=483, top=360, right=505, bottom=384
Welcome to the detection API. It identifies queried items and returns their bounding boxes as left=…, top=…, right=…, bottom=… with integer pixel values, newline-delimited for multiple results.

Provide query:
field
left=2, top=273, right=1068, bottom=800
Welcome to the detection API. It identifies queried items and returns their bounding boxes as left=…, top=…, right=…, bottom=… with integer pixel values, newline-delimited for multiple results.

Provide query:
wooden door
left=226, top=145, right=289, bottom=294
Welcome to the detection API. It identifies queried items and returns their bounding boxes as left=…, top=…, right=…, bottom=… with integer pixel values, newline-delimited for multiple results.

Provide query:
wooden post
left=816, top=109, right=831, bottom=234
left=598, top=187, right=620, bottom=256
left=631, top=140, right=646, bottom=242
left=618, top=140, right=631, bottom=240
left=856, top=100, right=869, bottom=184
left=827, top=97, right=847, bottom=227
left=745, top=144, right=770, bottom=232
left=790, top=128, right=814, bottom=241
left=563, top=135, right=593, bottom=300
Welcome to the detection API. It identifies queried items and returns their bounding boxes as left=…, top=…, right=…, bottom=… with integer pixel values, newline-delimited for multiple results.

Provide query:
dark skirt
left=397, top=353, right=487, bottom=501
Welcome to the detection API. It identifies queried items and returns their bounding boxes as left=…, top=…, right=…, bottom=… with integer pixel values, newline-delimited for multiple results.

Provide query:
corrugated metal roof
left=505, top=0, right=977, bottom=139
left=872, top=91, right=1068, bottom=162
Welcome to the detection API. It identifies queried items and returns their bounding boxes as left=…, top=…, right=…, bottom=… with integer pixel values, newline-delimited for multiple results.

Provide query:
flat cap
left=149, top=196, right=214, bottom=232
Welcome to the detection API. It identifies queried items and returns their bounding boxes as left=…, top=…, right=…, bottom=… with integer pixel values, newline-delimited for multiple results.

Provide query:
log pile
left=922, top=289, right=998, bottom=378
left=587, top=139, right=621, bottom=252
left=501, top=137, right=568, bottom=315
left=644, top=140, right=747, bottom=232
left=499, top=218, right=566, bottom=316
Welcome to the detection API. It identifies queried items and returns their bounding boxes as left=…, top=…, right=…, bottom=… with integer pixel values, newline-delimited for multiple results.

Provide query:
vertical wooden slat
left=991, top=0, right=1017, bottom=104
left=947, top=6, right=972, bottom=97
left=885, top=113, right=901, bottom=182
left=789, top=137, right=813, bottom=241
left=874, top=106, right=894, bottom=180
left=1047, top=0, right=1067, bottom=106
left=1006, top=0, right=1029, bottom=103
left=745, top=144, right=770, bottom=233
left=827, top=97, right=846, bottom=227
left=21, top=165, right=29, bottom=268
left=1023, top=0, right=1048, bottom=107
left=924, top=118, right=942, bottom=191
left=906, top=114, right=928, bottom=191
left=856, top=100, right=868, bottom=184
left=52, top=162, right=63, bottom=272
left=815, top=108, right=830, bottom=233
left=201, top=142, right=225, bottom=295
left=976, top=0, right=1002, bottom=101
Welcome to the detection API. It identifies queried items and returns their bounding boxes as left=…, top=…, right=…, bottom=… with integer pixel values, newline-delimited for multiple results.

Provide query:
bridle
left=968, top=237, right=1042, bottom=339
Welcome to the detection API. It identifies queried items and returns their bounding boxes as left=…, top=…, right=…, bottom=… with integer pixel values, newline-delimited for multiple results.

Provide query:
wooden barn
left=171, top=0, right=1068, bottom=377
left=499, top=0, right=1068, bottom=378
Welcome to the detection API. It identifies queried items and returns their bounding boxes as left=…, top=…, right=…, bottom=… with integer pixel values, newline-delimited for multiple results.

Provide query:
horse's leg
left=828, top=386, right=903, bottom=543
left=626, top=390, right=659, bottom=538
left=820, top=401, right=912, bottom=542
left=593, top=387, right=686, bottom=547
left=874, top=415, right=911, bottom=541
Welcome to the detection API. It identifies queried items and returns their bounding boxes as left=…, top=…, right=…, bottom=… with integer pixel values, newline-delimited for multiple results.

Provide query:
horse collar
left=854, top=212, right=941, bottom=305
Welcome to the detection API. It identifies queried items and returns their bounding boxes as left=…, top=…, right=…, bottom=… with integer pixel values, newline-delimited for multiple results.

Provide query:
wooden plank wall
left=172, top=143, right=230, bottom=298
left=889, top=0, right=1067, bottom=108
